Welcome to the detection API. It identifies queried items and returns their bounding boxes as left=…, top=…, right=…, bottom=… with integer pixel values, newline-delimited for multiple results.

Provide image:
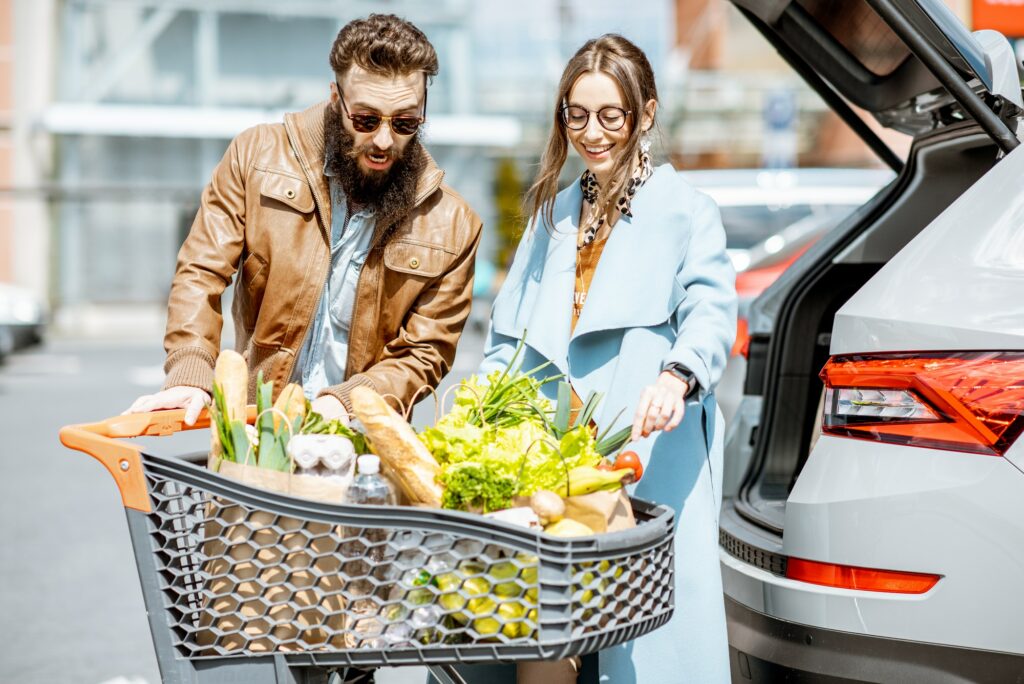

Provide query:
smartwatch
left=664, top=363, right=698, bottom=398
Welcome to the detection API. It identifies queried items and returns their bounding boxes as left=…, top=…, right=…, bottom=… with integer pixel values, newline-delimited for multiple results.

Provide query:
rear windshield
left=796, top=0, right=911, bottom=77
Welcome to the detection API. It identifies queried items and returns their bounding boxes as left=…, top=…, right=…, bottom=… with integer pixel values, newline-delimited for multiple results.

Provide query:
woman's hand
left=631, top=371, right=689, bottom=441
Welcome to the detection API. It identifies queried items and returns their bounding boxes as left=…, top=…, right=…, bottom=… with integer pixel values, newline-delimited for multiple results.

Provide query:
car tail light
left=820, top=352, right=1024, bottom=456
left=732, top=317, right=750, bottom=358
left=786, top=557, right=940, bottom=594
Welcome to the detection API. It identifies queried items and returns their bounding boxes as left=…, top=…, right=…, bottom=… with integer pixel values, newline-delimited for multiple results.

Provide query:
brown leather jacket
left=163, top=101, right=483, bottom=411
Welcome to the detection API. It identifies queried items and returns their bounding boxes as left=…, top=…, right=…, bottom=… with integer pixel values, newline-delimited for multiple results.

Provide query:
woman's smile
left=582, top=143, right=615, bottom=159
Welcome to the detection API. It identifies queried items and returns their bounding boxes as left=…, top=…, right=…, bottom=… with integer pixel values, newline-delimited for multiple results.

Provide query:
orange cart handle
left=59, top=407, right=257, bottom=513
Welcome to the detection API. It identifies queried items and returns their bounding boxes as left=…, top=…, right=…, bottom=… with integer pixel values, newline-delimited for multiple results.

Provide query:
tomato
left=596, top=460, right=614, bottom=471
left=613, top=451, right=643, bottom=482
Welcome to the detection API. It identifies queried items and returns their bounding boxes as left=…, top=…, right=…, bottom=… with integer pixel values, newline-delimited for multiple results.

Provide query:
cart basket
left=60, top=409, right=675, bottom=684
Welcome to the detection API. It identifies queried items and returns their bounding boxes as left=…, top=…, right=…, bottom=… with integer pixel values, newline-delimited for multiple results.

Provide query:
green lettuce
left=440, top=462, right=518, bottom=513
left=423, top=378, right=603, bottom=510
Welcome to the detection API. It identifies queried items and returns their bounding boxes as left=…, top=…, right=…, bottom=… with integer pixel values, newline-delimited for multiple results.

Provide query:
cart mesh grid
left=135, top=452, right=675, bottom=668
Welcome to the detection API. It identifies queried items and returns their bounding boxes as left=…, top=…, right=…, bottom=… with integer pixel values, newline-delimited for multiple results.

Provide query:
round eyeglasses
left=560, top=105, right=632, bottom=131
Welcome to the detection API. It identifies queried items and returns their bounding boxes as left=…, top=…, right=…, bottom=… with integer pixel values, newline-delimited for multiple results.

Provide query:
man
left=127, top=14, right=482, bottom=424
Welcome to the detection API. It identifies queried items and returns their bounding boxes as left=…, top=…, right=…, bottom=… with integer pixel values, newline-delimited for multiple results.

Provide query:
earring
left=639, top=131, right=651, bottom=155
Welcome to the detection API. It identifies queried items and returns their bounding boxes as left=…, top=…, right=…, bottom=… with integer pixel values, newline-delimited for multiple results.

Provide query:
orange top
left=570, top=235, right=610, bottom=419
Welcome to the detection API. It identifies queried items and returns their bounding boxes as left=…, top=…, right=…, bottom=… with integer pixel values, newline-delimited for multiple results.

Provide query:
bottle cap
left=357, top=454, right=380, bottom=474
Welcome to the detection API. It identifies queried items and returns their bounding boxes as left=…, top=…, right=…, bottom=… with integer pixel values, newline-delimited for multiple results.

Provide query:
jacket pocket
left=242, top=252, right=268, bottom=295
left=259, top=171, right=314, bottom=214
left=237, top=252, right=269, bottom=332
left=383, top=239, right=452, bottom=278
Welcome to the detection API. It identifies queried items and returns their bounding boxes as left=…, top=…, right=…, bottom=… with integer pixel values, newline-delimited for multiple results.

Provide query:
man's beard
left=323, top=101, right=425, bottom=222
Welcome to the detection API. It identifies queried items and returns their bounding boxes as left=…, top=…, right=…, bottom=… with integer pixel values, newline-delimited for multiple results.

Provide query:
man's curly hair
left=329, top=14, right=439, bottom=81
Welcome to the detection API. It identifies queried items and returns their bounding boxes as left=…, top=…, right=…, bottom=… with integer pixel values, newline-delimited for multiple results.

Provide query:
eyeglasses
left=336, top=84, right=426, bottom=136
left=560, top=105, right=632, bottom=131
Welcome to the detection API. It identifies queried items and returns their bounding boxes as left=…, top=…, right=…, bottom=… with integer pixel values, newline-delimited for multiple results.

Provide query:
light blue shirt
left=294, top=172, right=376, bottom=398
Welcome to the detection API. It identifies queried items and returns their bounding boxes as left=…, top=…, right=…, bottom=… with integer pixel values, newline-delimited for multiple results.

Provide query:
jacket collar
left=284, top=101, right=446, bottom=242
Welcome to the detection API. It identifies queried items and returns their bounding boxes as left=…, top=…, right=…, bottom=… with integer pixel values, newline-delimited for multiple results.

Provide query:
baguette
left=211, top=350, right=249, bottom=464
left=215, top=350, right=248, bottom=422
left=349, top=386, right=443, bottom=507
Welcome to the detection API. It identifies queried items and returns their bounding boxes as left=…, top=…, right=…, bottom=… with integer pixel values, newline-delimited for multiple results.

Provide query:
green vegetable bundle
left=209, top=349, right=370, bottom=471
left=420, top=339, right=633, bottom=512
left=299, top=408, right=370, bottom=455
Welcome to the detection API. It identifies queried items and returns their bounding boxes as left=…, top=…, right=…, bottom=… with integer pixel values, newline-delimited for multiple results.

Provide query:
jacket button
left=285, top=189, right=296, bottom=199
left=409, top=257, right=420, bottom=269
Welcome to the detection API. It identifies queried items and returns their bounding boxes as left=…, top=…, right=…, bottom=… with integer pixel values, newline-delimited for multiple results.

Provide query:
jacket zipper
left=344, top=256, right=363, bottom=381
left=282, top=116, right=331, bottom=386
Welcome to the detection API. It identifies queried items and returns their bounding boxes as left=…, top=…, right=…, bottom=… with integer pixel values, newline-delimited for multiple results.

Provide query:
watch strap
left=664, top=363, right=698, bottom=398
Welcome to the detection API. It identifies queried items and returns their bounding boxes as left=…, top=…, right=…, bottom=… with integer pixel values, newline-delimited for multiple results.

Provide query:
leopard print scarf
left=578, top=150, right=653, bottom=248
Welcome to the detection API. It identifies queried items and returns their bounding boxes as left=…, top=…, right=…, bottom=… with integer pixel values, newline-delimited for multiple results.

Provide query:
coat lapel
left=572, top=165, right=686, bottom=340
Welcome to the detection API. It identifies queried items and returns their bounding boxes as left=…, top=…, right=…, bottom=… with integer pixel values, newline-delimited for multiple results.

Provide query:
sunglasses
left=560, top=104, right=632, bottom=132
left=336, top=83, right=427, bottom=136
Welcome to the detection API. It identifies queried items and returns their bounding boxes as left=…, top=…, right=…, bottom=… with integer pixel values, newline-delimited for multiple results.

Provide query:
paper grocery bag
left=517, top=491, right=633, bottom=684
left=196, top=460, right=351, bottom=653
left=563, top=489, right=636, bottom=533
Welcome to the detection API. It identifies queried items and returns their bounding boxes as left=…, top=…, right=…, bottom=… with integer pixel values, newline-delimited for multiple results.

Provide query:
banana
left=566, top=465, right=631, bottom=496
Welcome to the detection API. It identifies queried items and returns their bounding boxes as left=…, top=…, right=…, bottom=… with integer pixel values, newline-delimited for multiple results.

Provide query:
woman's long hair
left=525, top=34, right=658, bottom=232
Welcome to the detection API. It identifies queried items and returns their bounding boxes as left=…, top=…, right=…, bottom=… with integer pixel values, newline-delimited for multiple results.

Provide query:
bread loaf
left=349, top=386, right=443, bottom=507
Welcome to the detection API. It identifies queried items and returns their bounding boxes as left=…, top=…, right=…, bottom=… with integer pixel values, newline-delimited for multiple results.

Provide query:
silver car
left=721, top=1, right=1024, bottom=681
left=0, top=282, right=46, bottom=360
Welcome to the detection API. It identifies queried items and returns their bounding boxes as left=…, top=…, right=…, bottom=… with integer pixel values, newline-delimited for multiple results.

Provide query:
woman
left=479, top=34, right=736, bottom=683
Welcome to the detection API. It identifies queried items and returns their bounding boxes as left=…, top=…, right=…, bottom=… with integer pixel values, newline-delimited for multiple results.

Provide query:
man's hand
left=311, top=394, right=349, bottom=423
left=125, top=386, right=212, bottom=426
left=631, top=371, right=689, bottom=442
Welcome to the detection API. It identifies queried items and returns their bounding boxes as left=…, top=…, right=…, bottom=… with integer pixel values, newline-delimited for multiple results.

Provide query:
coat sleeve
left=162, top=125, right=261, bottom=392
left=319, top=204, right=484, bottom=413
left=661, top=191, right=737, bottom=398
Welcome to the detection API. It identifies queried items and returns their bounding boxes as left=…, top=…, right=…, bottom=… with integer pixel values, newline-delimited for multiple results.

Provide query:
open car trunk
left=724, top=0, right=1022, bottom=539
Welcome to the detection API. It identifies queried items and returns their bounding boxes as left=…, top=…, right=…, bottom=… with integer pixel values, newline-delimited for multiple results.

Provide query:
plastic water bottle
left=345, top=454, right=395, bottom=507
left=344, top=455, right=396, bottom=647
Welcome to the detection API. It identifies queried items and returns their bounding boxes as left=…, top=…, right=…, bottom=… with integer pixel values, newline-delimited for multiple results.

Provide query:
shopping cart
left=60, top=409, right=676, bottom=684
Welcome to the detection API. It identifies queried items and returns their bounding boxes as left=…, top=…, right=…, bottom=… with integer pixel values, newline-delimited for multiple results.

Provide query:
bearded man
left=127, top=14, right=482, bottom=423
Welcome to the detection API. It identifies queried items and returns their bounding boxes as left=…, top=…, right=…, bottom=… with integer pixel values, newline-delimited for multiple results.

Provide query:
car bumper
left=729, top=434, right=1024, bottom=646
left=726, top=596, right=1024, bottom=683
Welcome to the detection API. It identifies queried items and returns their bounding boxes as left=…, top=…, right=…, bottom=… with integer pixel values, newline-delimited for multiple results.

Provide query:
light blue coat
left=478, top=164, right=737, bottom=683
